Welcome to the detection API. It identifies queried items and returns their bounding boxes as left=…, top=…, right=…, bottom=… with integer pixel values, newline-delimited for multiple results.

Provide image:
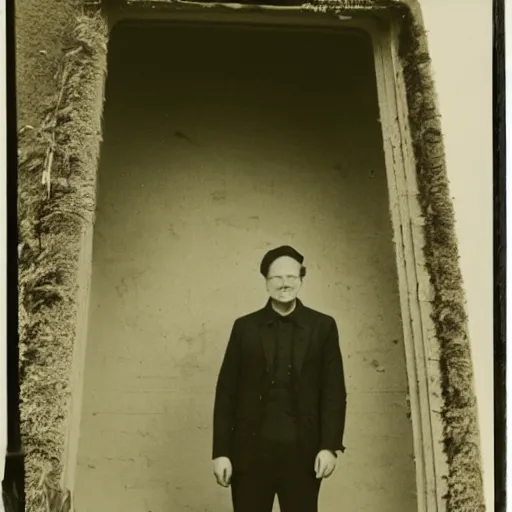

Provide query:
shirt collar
left=260, top=298, right=306, bottom=327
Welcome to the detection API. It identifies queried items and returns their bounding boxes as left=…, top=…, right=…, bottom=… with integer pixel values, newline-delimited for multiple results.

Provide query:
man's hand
left=213, top=456, right=233, bottom=487
left=314, top=450, right=337, bottom=479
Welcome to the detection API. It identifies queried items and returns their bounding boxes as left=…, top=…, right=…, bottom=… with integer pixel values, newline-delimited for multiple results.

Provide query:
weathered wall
left=418, top=1, right=493, bottom=509
left=74, top=23, right=417, bottom=512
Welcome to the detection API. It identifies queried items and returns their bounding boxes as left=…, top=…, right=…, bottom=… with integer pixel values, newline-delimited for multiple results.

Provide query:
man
left=212, top=245, right=347, bottom=512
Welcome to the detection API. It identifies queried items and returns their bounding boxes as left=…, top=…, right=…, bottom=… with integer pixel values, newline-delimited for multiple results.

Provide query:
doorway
left=74, top=21, right=417, bottom=511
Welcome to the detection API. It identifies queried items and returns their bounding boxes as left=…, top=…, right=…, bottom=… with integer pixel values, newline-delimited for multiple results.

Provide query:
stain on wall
left=74, top=23, right=416, bottom=512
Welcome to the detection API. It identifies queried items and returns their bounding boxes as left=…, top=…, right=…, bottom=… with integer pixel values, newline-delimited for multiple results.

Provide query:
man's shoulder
left=231, top=302, right=336, bottom=327
left=301, top=304, right=336, bottom=324
left=233, top=306, right=266, bottom=325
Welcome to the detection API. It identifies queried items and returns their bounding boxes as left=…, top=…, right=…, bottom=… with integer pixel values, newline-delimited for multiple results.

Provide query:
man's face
left=265, top=256, right=303, bottom=304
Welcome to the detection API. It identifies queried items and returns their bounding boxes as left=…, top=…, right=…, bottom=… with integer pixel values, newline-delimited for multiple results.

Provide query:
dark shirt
left=260, top=306, right=298, bottom=442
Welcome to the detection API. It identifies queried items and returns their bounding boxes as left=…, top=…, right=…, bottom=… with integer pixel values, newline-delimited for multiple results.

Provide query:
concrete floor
left=74, top=22, right=417, bottom=512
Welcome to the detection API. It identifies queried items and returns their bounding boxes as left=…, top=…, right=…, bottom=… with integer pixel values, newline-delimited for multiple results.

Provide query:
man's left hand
left=314, top=450, right=337, bottom=479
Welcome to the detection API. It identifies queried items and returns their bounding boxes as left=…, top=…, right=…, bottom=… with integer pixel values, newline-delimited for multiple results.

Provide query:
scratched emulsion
left=74, top=23, right=417, bottom=512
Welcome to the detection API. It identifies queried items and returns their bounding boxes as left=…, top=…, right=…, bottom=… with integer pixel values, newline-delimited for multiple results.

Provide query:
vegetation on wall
left=16, top=3, right=108, bottom=509
left=15, top=0, right=483, bottom=510
left=396, top=7, right=485, bottom=511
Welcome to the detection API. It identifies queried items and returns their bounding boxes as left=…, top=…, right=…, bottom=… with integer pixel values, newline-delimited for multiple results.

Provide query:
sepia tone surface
left=14, top=1, right=489, bottom=511
left=73, top=24, right=416, bottom=511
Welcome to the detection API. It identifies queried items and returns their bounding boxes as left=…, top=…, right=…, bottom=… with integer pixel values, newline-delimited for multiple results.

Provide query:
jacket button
left=259, top=395, right=262, bottom=400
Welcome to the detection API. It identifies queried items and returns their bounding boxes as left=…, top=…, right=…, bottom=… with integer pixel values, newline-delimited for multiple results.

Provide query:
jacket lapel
left=259, top=322, right=275, bottom=373
left=292, top=322, right=312, bottom=378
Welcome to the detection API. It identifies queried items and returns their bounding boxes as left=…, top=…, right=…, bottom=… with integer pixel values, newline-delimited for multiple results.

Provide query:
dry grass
left=17, top=5, right=108, bottom=510
left=397, top=8, right=485, bottom=510
left=3, top=468, right=72, bottom=512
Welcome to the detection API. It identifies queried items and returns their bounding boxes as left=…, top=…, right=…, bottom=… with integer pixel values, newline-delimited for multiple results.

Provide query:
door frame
left=65, top=3, right=450, bottom=511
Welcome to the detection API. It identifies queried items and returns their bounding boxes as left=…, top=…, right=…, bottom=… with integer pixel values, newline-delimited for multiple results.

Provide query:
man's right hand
left=213, top=456, right=232, bottom=487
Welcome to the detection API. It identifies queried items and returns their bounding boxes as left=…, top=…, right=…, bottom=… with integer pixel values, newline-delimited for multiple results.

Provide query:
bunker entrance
left=74, top=20, right=417, bottom=512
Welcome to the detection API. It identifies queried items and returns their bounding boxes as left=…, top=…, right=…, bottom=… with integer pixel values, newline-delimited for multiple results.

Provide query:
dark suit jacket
left=212, top=298, right=347, bottom=472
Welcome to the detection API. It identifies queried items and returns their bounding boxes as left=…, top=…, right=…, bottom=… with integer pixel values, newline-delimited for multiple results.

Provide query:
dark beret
left=260, top=245, right=304, bottom=276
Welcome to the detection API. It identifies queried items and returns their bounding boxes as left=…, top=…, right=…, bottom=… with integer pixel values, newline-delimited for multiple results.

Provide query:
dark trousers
left=230, top=438, right=321, bottom=512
